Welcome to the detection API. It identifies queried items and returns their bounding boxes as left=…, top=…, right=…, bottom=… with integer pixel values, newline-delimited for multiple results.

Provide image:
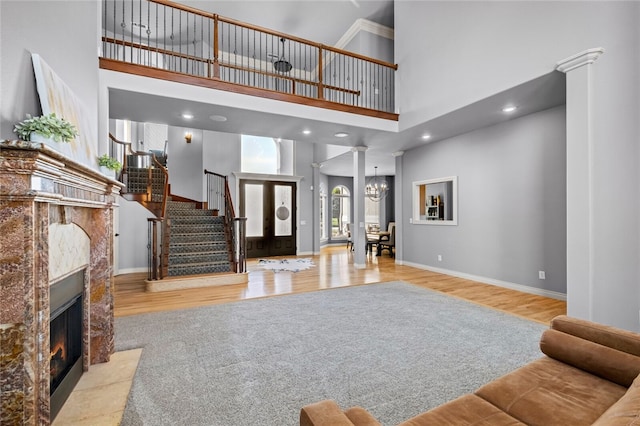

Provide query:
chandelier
left=365, top=166, right=388, bottom=202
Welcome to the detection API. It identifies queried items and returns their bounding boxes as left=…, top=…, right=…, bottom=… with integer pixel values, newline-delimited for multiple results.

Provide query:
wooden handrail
left=204, top=169, right=226, bottom=179
left=137, top=0, right=398, bottom=70
left=321, top=45, right=398, bottom=70
left=148, top=0, right=213, bottom=18
left=108, top=132, right=133, bottom=150
left=150, top=153, right=170, bottom=219
left=224, top=177, right=235, bottom=219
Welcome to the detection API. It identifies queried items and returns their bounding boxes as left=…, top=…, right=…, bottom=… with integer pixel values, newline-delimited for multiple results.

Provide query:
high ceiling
left=178, top=0, right=394, bottom=46
left=107, top=0, right=566, bottom=177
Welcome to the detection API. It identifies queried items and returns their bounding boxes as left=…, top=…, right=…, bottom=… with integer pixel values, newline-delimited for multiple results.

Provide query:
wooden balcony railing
left=100, top=0, right=397, bottom=119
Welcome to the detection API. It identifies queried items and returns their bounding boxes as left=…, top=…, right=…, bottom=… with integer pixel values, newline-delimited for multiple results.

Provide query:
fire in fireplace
left=50, top=294, right=82, bottom=394
left=49, top=270, right=84, bottom=420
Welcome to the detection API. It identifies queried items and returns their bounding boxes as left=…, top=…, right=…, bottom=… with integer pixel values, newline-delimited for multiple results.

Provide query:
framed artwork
left=31, top=53, right=98, bottom=169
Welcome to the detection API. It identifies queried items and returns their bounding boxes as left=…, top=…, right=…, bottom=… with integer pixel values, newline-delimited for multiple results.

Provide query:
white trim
left=116, top=267, right=147, bottom=275
left=354, top=262, right=366, bottom=269
left=402, top=260, right=567, bottom=301
left=297, top=251, right=314, bottom=256
left=233, top=172, right=303, bottom=182
left=556, top=47, right=605, bottom=73
left=334, top=18, right=394, bottom=51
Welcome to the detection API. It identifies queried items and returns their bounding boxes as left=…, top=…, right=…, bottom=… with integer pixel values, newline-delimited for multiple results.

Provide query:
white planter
left=100, top=166, right=116, bottom=179
left=29, top=132, right=57, bottom=149
left=29, top=132, right=75, bottom=160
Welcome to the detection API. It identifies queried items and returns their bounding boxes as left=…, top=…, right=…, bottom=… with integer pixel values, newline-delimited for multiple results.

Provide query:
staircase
left=166, top=200, right=232, bottom=276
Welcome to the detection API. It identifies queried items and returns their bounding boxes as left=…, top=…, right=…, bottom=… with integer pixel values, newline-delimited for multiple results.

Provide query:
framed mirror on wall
left=412, top=176, right=458, bottom=225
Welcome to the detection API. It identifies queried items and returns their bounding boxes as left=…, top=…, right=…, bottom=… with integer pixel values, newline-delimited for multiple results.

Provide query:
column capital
left=311, top=162, right=323, bottom=168
left=351, top=146, right=368, bottom=152
left=392, top=151, right=405, bottom=157
left=556, top=47, right=605, bottom=73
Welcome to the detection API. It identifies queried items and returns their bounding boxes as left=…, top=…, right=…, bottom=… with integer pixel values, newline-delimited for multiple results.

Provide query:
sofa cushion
left=398, top=394, right=526, bottom=426
left=540, top=328, right=640, bottom=387
left=475, top=357, right=627, bottom=426
left=592, top=373, right=640, bottom=425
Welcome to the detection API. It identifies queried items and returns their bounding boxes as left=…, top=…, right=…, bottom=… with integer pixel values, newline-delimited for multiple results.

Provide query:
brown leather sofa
left=300, top=315, right=640, bottom=426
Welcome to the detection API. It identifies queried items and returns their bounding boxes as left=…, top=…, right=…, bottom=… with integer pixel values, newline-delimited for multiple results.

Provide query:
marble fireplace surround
left=0, top=140, right=123, bottom=424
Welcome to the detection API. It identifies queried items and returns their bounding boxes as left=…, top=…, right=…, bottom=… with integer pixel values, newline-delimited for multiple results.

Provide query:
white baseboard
left=297, top=251, right=314, bottom=256
left=115, top=267, right=147, bottom=276
left=401, top=260, right=567, bottom=301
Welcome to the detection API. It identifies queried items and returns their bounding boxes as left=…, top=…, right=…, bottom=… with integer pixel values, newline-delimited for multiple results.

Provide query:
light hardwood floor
left=115, top=246, right=566, bottom=325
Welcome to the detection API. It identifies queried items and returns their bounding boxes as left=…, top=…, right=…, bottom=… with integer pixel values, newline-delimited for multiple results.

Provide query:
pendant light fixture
left=365, top=166, right=388, bottom=202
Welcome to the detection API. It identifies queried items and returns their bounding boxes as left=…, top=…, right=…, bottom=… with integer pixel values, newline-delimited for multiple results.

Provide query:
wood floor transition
left=115, top=246, right=566, bottom=325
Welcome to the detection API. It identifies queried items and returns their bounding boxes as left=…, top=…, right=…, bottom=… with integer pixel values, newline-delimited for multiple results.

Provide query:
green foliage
left=97, top=154, right=122, bottom=172
left=13, top=113, right=78, bottom=143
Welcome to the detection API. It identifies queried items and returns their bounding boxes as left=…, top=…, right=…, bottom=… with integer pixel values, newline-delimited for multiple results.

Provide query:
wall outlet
left=539, top=271, right=546, bottom=280
left=437, top=255, right=442, bottom=262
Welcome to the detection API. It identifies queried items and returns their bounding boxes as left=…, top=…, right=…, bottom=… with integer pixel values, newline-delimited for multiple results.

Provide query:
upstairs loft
left=100, top=0, right=398, bottom=121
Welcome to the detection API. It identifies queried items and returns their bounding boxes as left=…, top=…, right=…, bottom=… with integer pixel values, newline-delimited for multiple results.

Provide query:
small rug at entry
left=257, top=257, right=315, bottom=272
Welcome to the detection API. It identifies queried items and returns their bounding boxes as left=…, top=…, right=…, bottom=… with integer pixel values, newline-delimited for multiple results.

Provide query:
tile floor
left=52, top=349, right=142, bottom=426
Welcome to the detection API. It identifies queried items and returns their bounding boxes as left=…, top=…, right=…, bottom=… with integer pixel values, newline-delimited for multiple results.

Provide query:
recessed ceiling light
left=422, top=134, right=431, bottom=140
left=334, top=132, right=349, bottom=138
left=182, top=113, right=194, bottom=119
left=303, top=129, right=311, bottom=135
left=209, top=114, right=227, bottom=122
left=502, top=105, right=517, bottom=113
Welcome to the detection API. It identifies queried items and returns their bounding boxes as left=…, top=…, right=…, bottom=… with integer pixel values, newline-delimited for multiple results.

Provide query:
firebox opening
left=49, top=270, right=85, bottom=421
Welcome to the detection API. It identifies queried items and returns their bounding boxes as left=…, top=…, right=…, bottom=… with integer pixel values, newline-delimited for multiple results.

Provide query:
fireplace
left=0, top=140, right=122, bottom=424
left=49, top=271, right=85, bottom=420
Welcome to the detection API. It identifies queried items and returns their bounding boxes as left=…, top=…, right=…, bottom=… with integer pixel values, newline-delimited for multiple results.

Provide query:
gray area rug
left=115, top=281, right=546, bottom=426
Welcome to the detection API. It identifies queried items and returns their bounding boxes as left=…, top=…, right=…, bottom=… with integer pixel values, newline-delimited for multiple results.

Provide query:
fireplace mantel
left=0, top=140, right=123, bottom=424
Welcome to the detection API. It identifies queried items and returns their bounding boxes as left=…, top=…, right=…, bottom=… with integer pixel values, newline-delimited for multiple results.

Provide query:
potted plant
left=13, top=113, right=78, bottom=143
left=97, top=154, right=122, bottom=177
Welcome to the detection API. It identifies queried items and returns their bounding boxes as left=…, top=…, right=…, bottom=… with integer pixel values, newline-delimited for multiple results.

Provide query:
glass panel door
left=274, top=185, right=292, bottom=236
left=244, top=184, right=264, bottom=237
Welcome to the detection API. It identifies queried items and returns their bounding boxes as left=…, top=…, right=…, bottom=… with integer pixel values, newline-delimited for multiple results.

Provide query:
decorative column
left=311, top=162, right=322, bottom=255
left=392, top=151, right=404, bottom=262
left=555, top=47, right=604, bottom=321
left=352, top=146, right=367, bottom=268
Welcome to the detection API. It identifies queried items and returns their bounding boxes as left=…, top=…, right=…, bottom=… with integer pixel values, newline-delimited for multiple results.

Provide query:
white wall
left=396, top=1, right=640, bottom=331
left=116, top=197, right=155, bottom=274
left=167, top=127, right=205, bottom=201
left=403, top=106, right=566, bottom=296
left=1, top=1, right=99, bottom=144
left=295, top=142, right=314, bottom=253
left=202, top=130, right=241, bottom=205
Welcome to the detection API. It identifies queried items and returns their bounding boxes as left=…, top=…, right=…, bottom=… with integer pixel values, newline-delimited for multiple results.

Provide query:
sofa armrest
left=301, top=400, right=355, bottom=426
left=344, top=407, right=382, bottom=426
left=300, top=400, right=381, bottom=426
left=551, top=315, right=640, bottom=356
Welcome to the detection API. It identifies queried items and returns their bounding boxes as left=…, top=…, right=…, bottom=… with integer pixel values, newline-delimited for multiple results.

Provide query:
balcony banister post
left=213, top=14, right=220, bottom=79
left=318, top=46, right=324, bottom=100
